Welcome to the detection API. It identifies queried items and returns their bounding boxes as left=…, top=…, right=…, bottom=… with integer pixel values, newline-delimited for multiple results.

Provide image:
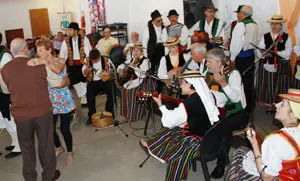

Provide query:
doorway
left=29, top=8, right=51, bottom=38
left=5, top=29, right=24, bottom=49
left=183, top=0, right=212, bottom=28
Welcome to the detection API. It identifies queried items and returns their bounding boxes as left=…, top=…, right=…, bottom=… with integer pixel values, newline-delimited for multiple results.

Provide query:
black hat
left=205, top=4, right=218, bottom=12
left=68, top=22, right=80, bottom=30
left=234, top=5, right=244, bottom=13
left=167, top=9, right=179, bottom=17
left=151, top=10, right=162, bottom=20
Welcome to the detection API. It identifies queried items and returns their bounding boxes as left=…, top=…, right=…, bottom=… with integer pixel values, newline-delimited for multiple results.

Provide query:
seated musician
left=116, top=43, right=155, bottom=121
left=225, top=89, right=300, bottom=181
left=187, top=43, right=209, bottom=75
left=140, top=70, right=220, bottom=181
left=205, top=48, right=248, bottom=178
left=82, top=48, right=114, bottom=125
left=157, top=37, right=186, bottom=80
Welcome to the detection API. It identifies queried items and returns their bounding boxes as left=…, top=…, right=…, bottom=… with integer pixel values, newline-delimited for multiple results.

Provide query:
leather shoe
left=85, top=117, right=92, bottom=125
left=210, top=165, right=225, bottom=179
left=5, top=145, right=15, bottom=151
left=5, top=152, right=21, bottom=159
left=53, top=170, right=61, bottom=181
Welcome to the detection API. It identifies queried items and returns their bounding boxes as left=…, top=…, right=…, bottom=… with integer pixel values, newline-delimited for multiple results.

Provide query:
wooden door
left=5, top=29, right=24, bottom=49
left=29, top=8, right=50, bottom=37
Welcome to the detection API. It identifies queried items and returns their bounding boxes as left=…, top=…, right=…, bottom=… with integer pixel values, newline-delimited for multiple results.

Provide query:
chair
left=192, top=119, right=225, bottom=181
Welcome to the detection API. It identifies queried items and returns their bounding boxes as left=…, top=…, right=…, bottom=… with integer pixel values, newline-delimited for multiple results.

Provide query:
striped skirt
left=147, top=127, right=202, bottom=181
left=293, top=60, right=300, bottom=89
left=256, top=62, right=291, bottom=105
left=120, top=78, right=156, bottom=121
left=224, top=147, right=261, bottom=181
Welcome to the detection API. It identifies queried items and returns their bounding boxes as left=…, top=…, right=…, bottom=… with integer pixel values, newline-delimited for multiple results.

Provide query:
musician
left=166, top=9, right=189, bottom=52
left=95, top=27, right=118, bottom=55
left=205, top=48, right=248, bottom=178
left=140, top=70, right=220, bottom=181
left=60, top=22, right=92, bottom=107
left=229, top=5, right=259, bottom=116
left=123, top=32, right=139, bottom=61
left=293, top=37, right=300, bottom=89
left=82, top=48, right=114, bottom=125
left=256, top=15, right=292, bottom=115
left=117, top=43, right=154, bottom=121
left=142, top=10, right=168, bottom=74
left=225, top=89, right=300, bottom=181
left=157, top=37, right=186, bottom=80
left=187, top=43, right=209, bottom=75
left=226, top=5, right=244, bottom=49
left=189, top=4, right=225, bottom=49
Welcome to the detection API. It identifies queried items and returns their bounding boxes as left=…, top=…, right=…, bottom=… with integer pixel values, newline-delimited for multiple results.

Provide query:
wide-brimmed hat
left=168, top=9, right=179, bottom=17
left=151, top=10, right=162, bottom=20
left=130, top=42, right=144, bottom=49
left=163, top=37, right=180, bottom=47
left=267, top=14, right=287, bottom=23
left=179, top=70, right=205, bottom=79
left=234, top=5, right=244, bottom=13
left=68, top=22, right=80, bottom=30
left=204, top=4, right=218, bottom=12
left=278, top=89, right=300, bottom=104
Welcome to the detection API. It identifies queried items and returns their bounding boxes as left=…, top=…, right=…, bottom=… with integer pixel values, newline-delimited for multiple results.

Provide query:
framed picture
left=58, top=12, right=72, bottom=30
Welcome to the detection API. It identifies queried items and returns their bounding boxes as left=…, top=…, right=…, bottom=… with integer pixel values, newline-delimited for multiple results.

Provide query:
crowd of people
left=0, top=3, right=300, bottom=181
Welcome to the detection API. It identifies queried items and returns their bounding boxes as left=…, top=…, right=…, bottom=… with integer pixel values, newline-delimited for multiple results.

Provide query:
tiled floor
left=0, top=94, right=277, bottom=181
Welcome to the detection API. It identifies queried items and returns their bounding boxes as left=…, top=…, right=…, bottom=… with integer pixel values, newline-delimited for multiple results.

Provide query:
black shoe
left=5, top=152, right=21, bottom=159
left=85, top=117, right=92, bottom=125
left=52, top=170, right=61, bottom=181
left=210, top=165, right=225, bottom=179
left=81, top=104, right=88, bottom=108
left=5, top=145, right=15, bottom=151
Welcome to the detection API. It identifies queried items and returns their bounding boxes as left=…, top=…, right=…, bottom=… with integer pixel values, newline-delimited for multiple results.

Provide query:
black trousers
left=15, top=111, right=56, bottom=181
left=53, top=113, right=73, bottom=152
left=217, top=110, right=249, bottom=167
left=148, top=44, right=165, bottom=75
left=235, top=55, right=255, bottom=114
left=87, top=80, right=114, bottom=118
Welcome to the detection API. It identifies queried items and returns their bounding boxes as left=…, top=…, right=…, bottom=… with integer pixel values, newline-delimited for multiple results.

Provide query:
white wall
left=0, top=0, right=79, bottom=44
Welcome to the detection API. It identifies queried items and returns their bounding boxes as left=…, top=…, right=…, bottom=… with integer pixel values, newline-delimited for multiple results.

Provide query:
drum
left=91, top=112, right=113, bottom=128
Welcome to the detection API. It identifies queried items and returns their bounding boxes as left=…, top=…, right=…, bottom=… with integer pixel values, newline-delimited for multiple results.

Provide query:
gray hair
left=206, top=48, right=226, bottom=65
left=241, top=5, right=253, bottom=16
left=191, top=43, right=207, bottom=54
left=10, top=38, right=27, bottom=54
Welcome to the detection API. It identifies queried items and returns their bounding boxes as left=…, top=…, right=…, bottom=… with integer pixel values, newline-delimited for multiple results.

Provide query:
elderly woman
left=140, top=70, right=219, bottom=181
left=29, top=39, right=75, bottom=165
left=256, top=14, right=293, bottom=115
left=225, top=88, right=300, bottom=181
left=117, top=43, right=155, bottom=121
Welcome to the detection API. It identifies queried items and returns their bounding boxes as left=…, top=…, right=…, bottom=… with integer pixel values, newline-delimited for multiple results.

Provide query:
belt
left=72, top=59, right=83, bottom=66
left=238, top=49, right=254, bottom=58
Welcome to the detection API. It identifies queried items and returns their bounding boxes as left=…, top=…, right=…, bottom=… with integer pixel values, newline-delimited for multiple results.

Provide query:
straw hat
left=267, top=14, right=287, bottom=23
left=163, top=37, right=180, bottom=47
left=179, top=70, right=205, bottom=79
left=278, top=89, right=300, bottom=104
left=130, top=42, right=144, bottom=49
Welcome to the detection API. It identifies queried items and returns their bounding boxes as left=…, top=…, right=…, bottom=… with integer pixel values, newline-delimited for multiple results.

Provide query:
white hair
left=241, top=5, right=253, bottom=16
left=206, top=48, right=226, bottom=65
left=10, top=38, right=27, bottom=54
left=191, top=43, right=207, bottom=54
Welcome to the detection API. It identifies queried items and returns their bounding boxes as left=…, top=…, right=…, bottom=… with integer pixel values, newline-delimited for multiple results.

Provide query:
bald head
left=104, top=28, right=111, bottom=39
left=10, top=38, right=28, bottom=56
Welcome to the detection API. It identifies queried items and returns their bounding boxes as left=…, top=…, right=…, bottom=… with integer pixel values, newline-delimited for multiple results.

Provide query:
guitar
left=136, top=91, right=183, bottom=105
left=208, top=64, right=234, bottom=92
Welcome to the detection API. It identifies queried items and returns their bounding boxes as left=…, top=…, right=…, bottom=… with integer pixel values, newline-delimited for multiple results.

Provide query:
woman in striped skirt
left=117, top=43, right=155, bottom=121
left=140, top=71, right=220, bottom=181
left=256, top=14, right=293, bottom=115
left=293, top=42, right=300, bottom=89
left=225, top=89, right=300, bottom=181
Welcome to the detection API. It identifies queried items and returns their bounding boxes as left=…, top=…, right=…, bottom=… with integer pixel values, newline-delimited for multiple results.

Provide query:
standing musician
left=189, top=4, right=225, bottom=49
left=60, top=22, right=92, bottom=107
left=116, top=43, right=155, bottom=121
left=82, top=49, right=113, bottom=125
left=257, top=14, right=292, bottom=115
left=205, top=48, right=248, bottom=178
left=166, top=9, right=189, bottom=53
left=157, top=37, right=186, bottom=80
left=140, top=70, right=220, bottom=181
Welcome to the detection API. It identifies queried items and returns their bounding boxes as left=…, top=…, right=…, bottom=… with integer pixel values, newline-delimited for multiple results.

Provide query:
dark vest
left=147, top=21, right=165, bottom=57
left=165, top=54, right=185, bottom=72
left=183, top=93, right=211, bottom=136
left=69, top=35, right=83, bottom=53
left=264, top=32, right=288, bottom=52
left=131, top=56, right=147, bottom=68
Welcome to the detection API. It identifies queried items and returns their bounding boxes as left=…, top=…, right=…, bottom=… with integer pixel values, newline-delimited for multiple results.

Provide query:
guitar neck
left=151, top=92, right=183, bottom=104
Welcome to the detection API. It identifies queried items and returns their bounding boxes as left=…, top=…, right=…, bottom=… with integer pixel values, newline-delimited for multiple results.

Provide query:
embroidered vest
left=147, top=21, right=165, bottom=57
left=199, top=18, right=219, bottom=37
left=100, top=56, right=109, bottom=71
left=268, top=130, right=300, bottom=181
left=65, top=35, right=86, bottom=66
left=264, top=32, right=288, bottom=62
left=166, top=23, right=183, bottom=38
left=165, top=53, right=186, bottom=72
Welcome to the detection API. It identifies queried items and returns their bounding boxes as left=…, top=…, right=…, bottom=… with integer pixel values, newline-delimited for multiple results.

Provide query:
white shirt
left=60, top=36, right=92, bottom=61
left=230, top=21, right=259, bottom=61
left=142, top=23, right=168, bottom=57
left=243, top=128, right=300, bottom=177
left=211, top=70, right=247, bottom=108
left=159, top=103, right=187, bottom=128
left=167, top=23, right=189, bottom=46
left=82, top=58, right=112, bottom=81
left=257, top=33, right=292, bottom=73
left=189, top=18, right=225, bottom=39
left=293, top=37, right=300, bottom=56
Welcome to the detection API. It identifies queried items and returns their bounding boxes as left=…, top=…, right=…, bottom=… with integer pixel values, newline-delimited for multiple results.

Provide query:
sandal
left=55, top=147, right=65, bottom=157
left=66, top=152, right=74, bottom=166
left=139, top=140, right=149, bottom=155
